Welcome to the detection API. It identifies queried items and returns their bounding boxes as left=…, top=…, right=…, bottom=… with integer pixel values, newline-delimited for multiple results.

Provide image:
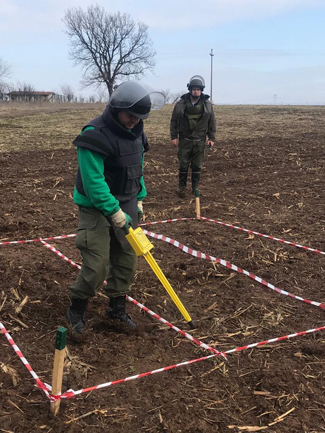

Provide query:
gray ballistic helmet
left=187, top=75, right=205, bottom=91
left=109, top=81, right=165, bottom=119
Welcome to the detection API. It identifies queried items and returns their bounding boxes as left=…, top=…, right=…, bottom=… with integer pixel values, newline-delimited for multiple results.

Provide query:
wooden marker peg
left=194, top=190, right=200, bottom=218
left=51, top=327, right=67, bottom=415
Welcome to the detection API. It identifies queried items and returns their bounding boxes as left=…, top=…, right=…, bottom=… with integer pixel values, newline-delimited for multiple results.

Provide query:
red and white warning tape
left=0, top=233, right=76, bottom=246
left=2, top=312, right=324, bottom=402
left=140, top=217, right=325, bottom=256
left=197, top=216, right=325, bottom=256
left=126, top=295, right=226, bottom=358
left=40, top=239, right=80, bottom=269
left=48, top=323, right=325, bottom=401
left=1, top=216, right=324, bottom=256
left=0, top=322, right=51, bottom=397
left=143, top=229, right=325, bottom=310
left=1, top=220, right=324, bottom=402
left=8, top=230, right=325, bottom=312
left=40, top=240, right=225, bottom=357
left=2, top=242, right=325, bottom=402
left=140, top=217, right=195, bottom=226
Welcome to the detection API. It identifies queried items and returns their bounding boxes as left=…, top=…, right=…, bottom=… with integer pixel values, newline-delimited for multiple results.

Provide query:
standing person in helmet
left=170, top=75, right=216, bottom=198
left=67, top=81, right=164, bottom=337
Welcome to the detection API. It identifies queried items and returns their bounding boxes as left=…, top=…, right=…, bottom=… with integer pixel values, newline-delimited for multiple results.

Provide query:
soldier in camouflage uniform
left=170, top=75, right=216, bottom=198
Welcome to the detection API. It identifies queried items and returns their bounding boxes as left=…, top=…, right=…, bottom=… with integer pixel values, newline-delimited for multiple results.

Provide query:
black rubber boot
left=191, top=171, right=201, bottom=194
left=177, top=170, right=188, bottom=198
left=106, top=296, right=136, bottom=328
left=67, top=298, right=88, bottom=336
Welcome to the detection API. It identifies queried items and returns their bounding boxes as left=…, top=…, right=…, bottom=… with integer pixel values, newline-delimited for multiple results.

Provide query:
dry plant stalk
left=10, top=288, right=21, bottom=301
left=0, top=294, right=7, bottom=312
left=228, top=425, right=268, bottom=431
left=8, top=399, right=24, bottom=414
left=65, top=408, right=107, bottom=424
left=15, top=295, right=28, bottom=315
left=8, top=313, right=28, bottom=329
left=0, top=362, right=21, bottom=386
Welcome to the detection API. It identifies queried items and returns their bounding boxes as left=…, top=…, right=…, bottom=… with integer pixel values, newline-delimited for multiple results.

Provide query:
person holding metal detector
left=67, top=81, right=165, bottom=338
left=170, top=75, right=216, bottom=198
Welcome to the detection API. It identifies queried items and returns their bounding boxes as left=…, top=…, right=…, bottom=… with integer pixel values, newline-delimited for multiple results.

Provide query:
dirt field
left=0, top=102, right=324, bottom=432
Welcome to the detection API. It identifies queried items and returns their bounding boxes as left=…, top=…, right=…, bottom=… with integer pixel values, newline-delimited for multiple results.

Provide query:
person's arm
left=77, top=147, right=120, bottom=216
left=170, top=104, right=179, bottom=145
left=136, top=137, right=148, bottom=202
left=207, top=104, right=216, bottom=143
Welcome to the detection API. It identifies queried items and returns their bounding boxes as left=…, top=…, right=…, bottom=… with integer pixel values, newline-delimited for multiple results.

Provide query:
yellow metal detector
left=126, top=227, right=195, bottom=329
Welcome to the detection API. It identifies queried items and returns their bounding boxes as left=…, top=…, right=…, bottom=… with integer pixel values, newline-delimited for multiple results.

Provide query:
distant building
left=8, top=91, right=59, bottom=102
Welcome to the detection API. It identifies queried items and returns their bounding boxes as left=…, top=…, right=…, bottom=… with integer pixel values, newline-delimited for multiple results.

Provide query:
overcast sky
left=1, top=0, right=325, bottom=104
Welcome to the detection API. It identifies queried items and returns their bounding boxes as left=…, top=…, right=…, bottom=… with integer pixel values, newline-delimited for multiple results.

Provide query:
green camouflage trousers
left=69, top=207, right=137, bottom=300
left=177, top=138, right=206, bottom=172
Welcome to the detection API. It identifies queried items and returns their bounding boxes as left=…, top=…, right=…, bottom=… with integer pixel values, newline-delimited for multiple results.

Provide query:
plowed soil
left=0, top=103, right=324, bottom=432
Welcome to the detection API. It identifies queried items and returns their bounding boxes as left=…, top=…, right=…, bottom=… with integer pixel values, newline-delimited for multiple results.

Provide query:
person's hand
left=207, top=140, right=214, bottom=148
left=111, top=209, right=133, bottom=234
left=137, top=201, right=144, bottom=222
left=171, top=139, right=178, bottom=146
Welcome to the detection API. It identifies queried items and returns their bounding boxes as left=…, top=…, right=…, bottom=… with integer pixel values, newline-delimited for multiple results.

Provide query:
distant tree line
left=0, top=56, right=181, bottom=104
left=0, top=67, right=109, bottom=103
left=0, top=5, right=186, bottom=104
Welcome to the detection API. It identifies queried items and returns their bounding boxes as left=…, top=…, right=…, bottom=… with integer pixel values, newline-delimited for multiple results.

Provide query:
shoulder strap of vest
left=73, top=129, right=114, bottom=156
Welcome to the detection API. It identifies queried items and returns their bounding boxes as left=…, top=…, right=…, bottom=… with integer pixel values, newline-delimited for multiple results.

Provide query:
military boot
left=67, top=298, right=88, bottom=336
left=106, top=296, right=136, bottom=328
left=191, top=171, right=201, bottom=195
left=177, top=170, right=188, bottom=198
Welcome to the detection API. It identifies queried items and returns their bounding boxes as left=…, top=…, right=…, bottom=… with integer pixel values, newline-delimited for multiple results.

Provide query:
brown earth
left=0, top=103, right=324, bottom=432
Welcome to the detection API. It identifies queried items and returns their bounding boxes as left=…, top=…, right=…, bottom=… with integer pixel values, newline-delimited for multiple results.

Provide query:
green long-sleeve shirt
left=73, top=128, right=147, bottom=216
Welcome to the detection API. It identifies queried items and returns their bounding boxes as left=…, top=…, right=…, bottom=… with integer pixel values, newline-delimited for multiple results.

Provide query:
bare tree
left=160, top=89, right=172, bottom=104
left=63, top=5, right=156, bottom=95
left=16, top=82, right=35, bottom=93
left=171, top=90, right=187, bottom=104
left=0, top=81, right=9, bottom=100
left=96, top=86, right=109, bottom=103
left=0, top=58, right=12, bottom=80
left=60, top=83, right=74, bottom=102
left=0, top=59, right=12, bottom=100
left=13, top=82, right=35, bottom=101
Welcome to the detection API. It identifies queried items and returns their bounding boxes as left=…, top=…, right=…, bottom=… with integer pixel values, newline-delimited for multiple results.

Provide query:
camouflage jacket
left=170, top=93, right=216, bottom=141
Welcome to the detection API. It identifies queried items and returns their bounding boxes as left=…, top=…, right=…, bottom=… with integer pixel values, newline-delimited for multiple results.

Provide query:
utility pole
left=209, top=49, right=214, bottom=103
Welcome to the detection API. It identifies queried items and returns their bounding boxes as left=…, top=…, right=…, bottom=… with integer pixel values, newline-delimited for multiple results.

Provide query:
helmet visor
left=188, top=75, right=205, bottom=89
left=147, top=91, right=165, bottom=110
left=109, top=81, right=165, bottom=111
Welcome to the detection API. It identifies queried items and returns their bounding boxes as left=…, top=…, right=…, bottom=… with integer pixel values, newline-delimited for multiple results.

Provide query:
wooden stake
left=194, top=190, right=201, bottom=218
left=51, top=327, right=67, bottom=415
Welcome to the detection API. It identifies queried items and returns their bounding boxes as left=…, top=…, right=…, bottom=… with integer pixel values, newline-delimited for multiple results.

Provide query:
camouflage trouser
left=177, top=139, right=206, bottom=190
left=69, top=207, right=137, bottom=300
left=177, top=139, right=206, bottom=172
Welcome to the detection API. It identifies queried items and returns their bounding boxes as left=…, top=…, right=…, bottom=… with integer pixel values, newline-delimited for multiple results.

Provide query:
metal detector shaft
left=144, top=251, right=194, bottom=327
left=126, top=227, right=195, bottom=328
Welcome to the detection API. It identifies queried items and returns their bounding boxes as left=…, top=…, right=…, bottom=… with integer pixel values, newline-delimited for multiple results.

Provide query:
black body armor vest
left=73, top=106, right=146, bottom=204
